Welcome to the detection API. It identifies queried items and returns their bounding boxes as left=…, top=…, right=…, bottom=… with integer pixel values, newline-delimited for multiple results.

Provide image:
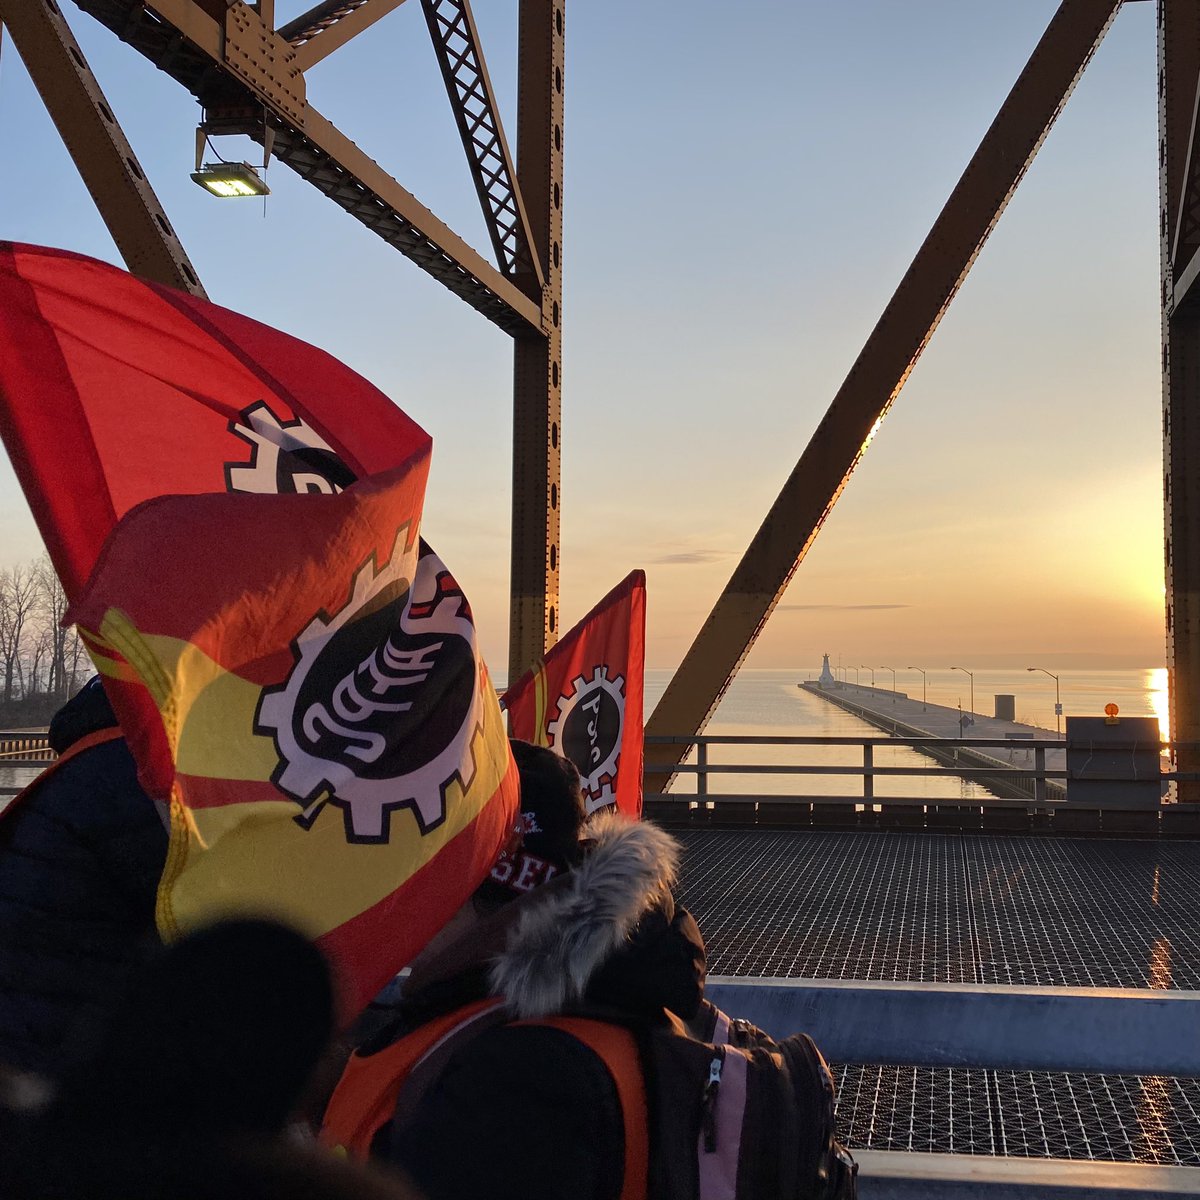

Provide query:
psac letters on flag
left=504, top=571, right=646, bottom=818
left=67, top=452, right=518, bottom=1014
left=0, top=243, right=434, bottom=795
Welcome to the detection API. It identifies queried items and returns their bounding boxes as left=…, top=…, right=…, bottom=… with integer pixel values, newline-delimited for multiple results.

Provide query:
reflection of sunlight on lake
left=1149, top=668, right=1170, bottom=743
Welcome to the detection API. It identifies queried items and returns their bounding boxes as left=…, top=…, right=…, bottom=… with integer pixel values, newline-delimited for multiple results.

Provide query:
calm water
left=645, top=667, right=1168, bottom=799
left=1, top=667, right=1168, bottom=803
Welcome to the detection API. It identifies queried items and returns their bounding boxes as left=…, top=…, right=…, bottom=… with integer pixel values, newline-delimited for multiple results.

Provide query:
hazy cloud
left=651, top=550, right=729, bottom=565
left=778, top=603, right=911, bottom=611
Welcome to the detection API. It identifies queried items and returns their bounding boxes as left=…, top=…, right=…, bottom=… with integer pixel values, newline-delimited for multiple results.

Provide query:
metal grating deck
left=675, top=830, right=1200, bottom=1165
left=677, top=830, right=1200, bottom=987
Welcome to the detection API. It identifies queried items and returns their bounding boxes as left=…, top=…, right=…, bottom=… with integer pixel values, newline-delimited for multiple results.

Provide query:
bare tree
left=0, top=562, right=37, bottom=702
left=65, top=626, right=89, bottom=695
left=33, top=555, right=76, bottom=702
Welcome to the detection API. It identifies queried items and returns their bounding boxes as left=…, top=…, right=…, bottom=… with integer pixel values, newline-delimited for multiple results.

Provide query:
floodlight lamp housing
left=191, top=161, right=269, bottom=198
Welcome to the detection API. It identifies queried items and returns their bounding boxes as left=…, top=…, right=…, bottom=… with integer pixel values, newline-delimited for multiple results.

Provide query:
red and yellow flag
left=0, top=244, right=516, bottom=1009
left=68, top=453, right=517, bottom=1012
left=504, top=571, right=646, bottom=818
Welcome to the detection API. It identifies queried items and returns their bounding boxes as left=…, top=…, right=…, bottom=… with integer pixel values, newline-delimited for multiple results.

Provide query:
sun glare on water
left=1148, top=667, right=1170, bottom=743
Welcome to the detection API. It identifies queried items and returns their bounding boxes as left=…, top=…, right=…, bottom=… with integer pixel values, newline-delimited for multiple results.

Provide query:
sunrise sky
left=0, top=1, right=1165, bottom=674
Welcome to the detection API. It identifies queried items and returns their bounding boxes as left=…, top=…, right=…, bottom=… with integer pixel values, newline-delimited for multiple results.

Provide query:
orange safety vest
left=1, top=727, right=124, bottom=826
left=321, top=1001, right=649, bottom=1200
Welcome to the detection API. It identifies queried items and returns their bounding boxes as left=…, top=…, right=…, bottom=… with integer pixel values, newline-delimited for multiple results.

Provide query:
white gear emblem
left=546, top=665, right=625, bottom=814
left=226, top=400, right=355, bottom=495
left=256, top=533, right=485, bottom=843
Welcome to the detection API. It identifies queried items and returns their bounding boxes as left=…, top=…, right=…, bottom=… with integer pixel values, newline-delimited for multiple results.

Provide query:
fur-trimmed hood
left=488, top=812, right=683, bottom=1020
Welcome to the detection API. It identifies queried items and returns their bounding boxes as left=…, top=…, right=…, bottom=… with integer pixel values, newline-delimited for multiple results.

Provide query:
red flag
left=0, top=243, right=430, bottom=792
left=0, top=243, right=429, bottom=597
left=67, top=451, right=518, bottom=1013
left=504, top=571, right=646, bottom=817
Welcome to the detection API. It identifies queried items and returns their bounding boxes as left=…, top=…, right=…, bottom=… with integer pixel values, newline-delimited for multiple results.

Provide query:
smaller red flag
left=504, top=571, right=646, bottom=818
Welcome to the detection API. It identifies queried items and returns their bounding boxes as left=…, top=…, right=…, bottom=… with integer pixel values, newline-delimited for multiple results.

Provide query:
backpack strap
left=0, top=727, right=124, bottom=826
left=321, top=996, right=505, bottom=1159
left=524, top=1016, right=650, bottom=1200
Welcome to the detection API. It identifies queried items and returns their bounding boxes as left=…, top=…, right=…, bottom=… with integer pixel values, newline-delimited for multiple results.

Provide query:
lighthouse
left=818, top=653, right=836, bottom=688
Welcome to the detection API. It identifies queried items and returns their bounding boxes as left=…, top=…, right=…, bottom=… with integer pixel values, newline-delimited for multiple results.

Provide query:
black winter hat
left=479, top=740, right=586, bottom=903
left=48, top=675, right=118, bottom=755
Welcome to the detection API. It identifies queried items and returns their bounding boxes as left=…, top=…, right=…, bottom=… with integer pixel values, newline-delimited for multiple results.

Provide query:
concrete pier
left=799, top=679, right=1064, bottom=800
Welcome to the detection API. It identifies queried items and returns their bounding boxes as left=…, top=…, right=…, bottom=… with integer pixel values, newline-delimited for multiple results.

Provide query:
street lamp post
left=880, top=666, right=897, bottom=701
left=861, top=665, right=875, bottom=688
left=907, top=666, right=927, bottom=711
left=850, top=666, right=860, bottom=685
left=951, top=666, right=974, bottom=716
left=1027, top=667, right=1062, bottom=735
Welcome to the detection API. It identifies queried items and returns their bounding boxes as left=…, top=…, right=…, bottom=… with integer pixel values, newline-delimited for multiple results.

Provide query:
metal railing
left=0, top=730, right=52, bottom=760
left=642, top=734, right=1196, bottom=834
left=0, top=732, right=54, bottom=799
left=643, top=732, right=1184, bottom=797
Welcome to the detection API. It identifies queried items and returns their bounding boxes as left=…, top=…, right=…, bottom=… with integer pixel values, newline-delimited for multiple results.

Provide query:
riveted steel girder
left=282, top=0, right=410, bottom=72
left=422, top=0, right=542, bottom=285
left=1162, top=0, right=1200, bottom=799
left=2, top=0, right=204, bottom=296
left=508, top=0, right=563, bottom=683
left=74, top=0, right=543, bottom=336
left=644, top=0, right=1123, bottom=789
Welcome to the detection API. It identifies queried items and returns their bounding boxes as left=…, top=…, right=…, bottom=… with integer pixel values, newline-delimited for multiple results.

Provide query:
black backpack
left=636, top=998, right=858, bottom=1199
left=369, top=995, right=857, bottom=1199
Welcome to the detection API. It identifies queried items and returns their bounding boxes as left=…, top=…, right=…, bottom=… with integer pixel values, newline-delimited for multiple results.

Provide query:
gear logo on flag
left=256, top=539, right=484, bottom=844
left=546, top=666, right=625, bottom=813
left=225, top=401, right=358, bottom=495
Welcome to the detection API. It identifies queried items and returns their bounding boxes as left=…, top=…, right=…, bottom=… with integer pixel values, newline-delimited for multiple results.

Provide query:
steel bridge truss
left=0, top=0, right=561, bottom=683
left=1, top=0, right=1195, bottom=782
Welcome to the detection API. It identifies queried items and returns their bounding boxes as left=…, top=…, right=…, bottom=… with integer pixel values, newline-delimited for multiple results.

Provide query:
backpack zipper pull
left=701, top=1051, right=724, bottom=1153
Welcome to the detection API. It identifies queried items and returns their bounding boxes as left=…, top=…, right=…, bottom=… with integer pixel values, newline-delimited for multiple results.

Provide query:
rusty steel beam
left=1162, top=0, right=1200, bottom=801
left=508, top=0, right=563, bottom=683
left=284, top=0, right=409, bottom=72
left=75, top=0, right=543, bottom=335
left=422, top=0, right=542, bottom=285
left=280, top=0, right=371, bottom=44
left=3, top=0, right=205, bottom=296
left=1168, top=69, right=1200, bottom=292
left=644, top=0, right=1123, bottom=789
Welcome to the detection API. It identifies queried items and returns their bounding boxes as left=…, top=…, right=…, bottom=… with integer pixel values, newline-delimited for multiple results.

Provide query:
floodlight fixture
left=191, top=161, right=269, bottom=198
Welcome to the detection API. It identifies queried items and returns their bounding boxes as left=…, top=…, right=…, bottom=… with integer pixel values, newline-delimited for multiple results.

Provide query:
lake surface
left=1, top=667, right=1167, bottom=804
left=645, top=667, right=1167, bottom=799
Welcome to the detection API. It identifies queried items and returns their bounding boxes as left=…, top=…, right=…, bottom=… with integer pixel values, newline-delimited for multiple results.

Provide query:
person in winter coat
left=322, top=740, right=705, bottom=1200
left=0, top=677, right=166, bottom=1077
left=3, top=919, right=426, bottom=1200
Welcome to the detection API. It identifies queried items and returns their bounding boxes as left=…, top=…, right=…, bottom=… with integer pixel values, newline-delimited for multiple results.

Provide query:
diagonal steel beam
left=421, top=0, right=543, bottom=286
left=74, top=0, right=543, bottom=335
left=644, top=0, right=1123, bottom=789
left=283, top=0, right=409, bottom=72
left=2, top=0, right=204, bottom=296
